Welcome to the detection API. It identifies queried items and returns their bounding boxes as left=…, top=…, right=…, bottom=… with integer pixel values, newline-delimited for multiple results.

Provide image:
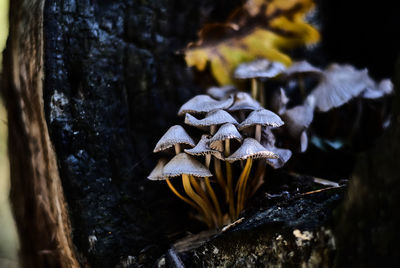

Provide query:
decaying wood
left=1, top=0, right=79, bottom=267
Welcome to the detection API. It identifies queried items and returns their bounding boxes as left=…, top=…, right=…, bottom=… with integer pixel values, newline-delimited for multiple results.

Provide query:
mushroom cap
left=270, top=88, right=289, bottom=115
left=209, top=123, right=242, bottom=151
left=282, top=95, right=315, bottom=138
left=234, top=59, right=286, bottom=79
left=163, top=153, right=213, bottom=178
left=362, top=79, right=393, bottom=99
left=207, top=85, right=237, bottom=100
left=153, top=125, right=195, bottom=153
left=147, top=158, right=169, bottom=181
left=238, top=109, right=284, bottom=130
left=178, top=94, right=234, bottom=116
left=310, top=64, right=388, bottom=112
left=185, top=109, right=238, bottom=128
left=185, top=135, right=224, bottom=160
left=283, top=60, right=322, bottom=76
left=227, top=92, right=263, bottom=112
left=225, top=138, right=278, bottom=162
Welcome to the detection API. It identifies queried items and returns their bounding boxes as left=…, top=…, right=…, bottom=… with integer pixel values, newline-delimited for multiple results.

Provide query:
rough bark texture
left=1, top=0, right=79, bottom=267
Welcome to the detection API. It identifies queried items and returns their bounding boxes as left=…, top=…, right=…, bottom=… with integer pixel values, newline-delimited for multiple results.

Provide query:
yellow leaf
left=184, top=0, right=320, bottom=85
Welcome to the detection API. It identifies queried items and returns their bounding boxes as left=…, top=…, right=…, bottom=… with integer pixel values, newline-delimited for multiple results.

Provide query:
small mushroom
left=207, top=85, right=237, bottom=100
left=226, top=138, right=277, bottom=217
left=227, top=92, right=263, bottom=112
left=234, top=59, right=286, bottom=105
left=153, top=125, right=195, bottom=154
left=282, top=60, right=322, bottom=77
left=270, top=88, right=289, bottom=115
left=185, top=109, right=238, bottom=134
left=185, top=135, right=223, bottom=224
left=310, top=64, right=392, bottom=112
left=238, top=109, right=284, bottom=142
left=208, top=123, right=243, bottom=219
left=164, top=153, right=217, bottom=227
left=178, top=94, right=234, bottom=116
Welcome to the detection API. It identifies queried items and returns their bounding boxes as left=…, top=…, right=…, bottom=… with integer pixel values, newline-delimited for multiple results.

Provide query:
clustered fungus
left=149, top=92, right=287, bottom=228
left=148, top=57, right=393, bottom=230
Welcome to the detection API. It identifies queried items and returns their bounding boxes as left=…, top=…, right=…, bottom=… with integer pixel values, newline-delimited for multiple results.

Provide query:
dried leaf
left=184, top=0, right=320, bottom=85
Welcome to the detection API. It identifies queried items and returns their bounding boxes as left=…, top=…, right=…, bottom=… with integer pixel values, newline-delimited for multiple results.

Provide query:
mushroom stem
left=255, top=124, right=262, bottom=142
left=182, top=174, right=214, bottom=228
left=204, top=155, right=223, bottom=226
left=258, top=80, right=265, bottom=107
left=225, top=139, right=235, bottom=221
left=210, top=125, right=217, bottom=135
left=190, top=175, right=218, bottom=227
left=174, top=144, right=181, bottom=154
left=214, top=158, right=226, bottom=193
left=235, top=158, right=253, bottom=217
left=251, top=78, right=258, bottom=100
left=248, top=160, right=266, bottom=198
left=166, top=179, right=200, bottom=211
left=205, top=177, right=222, bottom=226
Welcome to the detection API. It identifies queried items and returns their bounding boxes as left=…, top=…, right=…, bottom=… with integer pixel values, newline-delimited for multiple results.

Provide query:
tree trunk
left=2, top=0, right=400, bottom=267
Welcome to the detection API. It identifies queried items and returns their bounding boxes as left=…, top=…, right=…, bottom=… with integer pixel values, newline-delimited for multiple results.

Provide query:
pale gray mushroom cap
left=206, top=85, right=237, bottom=100
left=185, top=135, right=224, bottom=160
left=178, top=94, right=234, bottom=116
left=238, top=109, right=284, bottom=130
left=310, top=64, right=392, bottom=112
left=147, top=158, right=168, bottom=181
left=227, top=92, right=263, bottom=112
left=163, top=153, right=213, bottom=178
left=283, top=60, right=322, bottom=76
left=282, top=95, right=315, bottom=138
left=234, top=59, right=286, bottom=79
left=185, top=109, right=238, bottom=128
left=209, top=123, right=242, bottom=151
left=225, top=138, right=278, bottom=162
left=270, top=88, right=289, bottom=115
left=153, top=125, right=195, bottom=153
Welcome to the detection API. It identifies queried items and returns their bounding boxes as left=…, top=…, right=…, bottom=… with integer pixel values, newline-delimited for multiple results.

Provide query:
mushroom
left=227, top=92, right=263, bottom=112
left=208, top=123, right=243, bottom=220
left=309, top=64, right=391, bottom=112
left=206, top=85, right=237, bottom=100
left=185, top=135, right=223, bottom=224
left=178, top=94, right=234, bottom=116
left=234, top=59, right=286, bottom=105
left=282, top=95, right=315, bottom=152
left=163, top=153, right=217, bottom=227
left=270, top=88, right=289, bottom=115
left=153, top=125, right=195, bottom=154
left=184, top=109, right=238, bottom=135
left=238, top=109, right=284, bottom=142
left=226, top=138, right=277, bottom=216
left=147, top=158, right=199, bottom=216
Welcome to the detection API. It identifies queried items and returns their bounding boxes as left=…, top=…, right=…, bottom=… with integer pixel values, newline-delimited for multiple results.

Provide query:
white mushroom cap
left=225, top=138, right=278, bottom=162
left=178, top=94, right=234, bottom=116
left=206, top=85, right=237, bottom=100
left=209, top=123, right=242, bottom=151
left=185, top=135, right=224, bottom=160
left=227, top=92, right=263, bottom=112
left=185, top=109, right=238, bottom=128
left=163, top=153, right=213, bottom=178
left=238, top=109, right=284, bottom=130
left=153, top=125, right=195, bottom=153
left=234, top=59, right=286, bottom=79
left=147, top=158, right=168, bottom=181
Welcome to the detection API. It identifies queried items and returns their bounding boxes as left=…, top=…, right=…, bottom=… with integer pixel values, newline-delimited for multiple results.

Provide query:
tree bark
left=1, top=0, right=80, bottom=267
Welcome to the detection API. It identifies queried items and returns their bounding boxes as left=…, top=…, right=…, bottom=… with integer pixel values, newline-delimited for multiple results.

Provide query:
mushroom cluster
left=148, top=94, right=287, bottom=228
